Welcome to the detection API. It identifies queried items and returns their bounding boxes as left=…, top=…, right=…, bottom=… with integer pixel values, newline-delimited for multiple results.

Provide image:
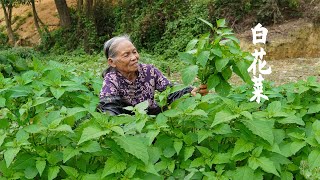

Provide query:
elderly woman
left=97, top=35, right=206, bottom=115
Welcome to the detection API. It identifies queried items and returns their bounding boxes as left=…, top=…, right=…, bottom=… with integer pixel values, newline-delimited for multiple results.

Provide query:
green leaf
left=256, top=157, right=280, bottom=177
left=51, top=124, right=73, bottom=133
left=234, top=166, right=255, bottom=180
left=312, top=120, right=320, bottom=144
left=114, top=136, right=149, bottom=164
left=307, top=104, right=320, bottom=114
left=163, top=109, right=183, bottom=117
left=24, top=124, right=46, bottom=133
left=198, top=18, right=213, bottom=29
left=48, top=166, right=60, bottom=180
left=215, top=58, right=229, bottom=72
left=80, top=141, right=102, bottom=153
left=196, top=146, right=212, bottom=157
left=189, top=109, right=207, bottom=117
left=267, top=101, right=281, bottom=113
left=216, top=19, right=227, bottom=27
left=101, top=156, right=127, bottom=178
left=24, top=166, right=38, bottom=179
left=50, top=87, right=65, bottom=99
left=197, top=51, right=210, bottom=67
left=178, top=52, right=195, bottom=65
left=182, top=65, right=198, bottom=85
left=234, top=61, right=252, bottom=84
left=36, top=160, right=46, bottom=176
left=146, top=130, right=160, bottom=145
left=211, top=47, right=222, bottom=57
left=32, top=97, right=53, bottom=107
left=4, top=147, right=20, bottom=167
left=212, top=152, right=231, bottom=164
left=124, top=165, right=137, bottom=178
left=78, top=126, right=108, bottom=145
left=242, top=119, right=274, bottom=144
left=211, top=110, right=239, bottom=128
left=174, top=141, right=183, bottom=155
left=207, top=74, right=220, bottom=89
left=110, top=126, right=124, bottom=136
left=222, top=67, right=232, bottom=80
left=135, top=101, right=148, bottom=114
left=190, top=157, right=205, bottom=168
left=308, top=149, right=320, bottom=170
left=232, top=138, right=255, bottom=157
left=197, top=129, right=212, bottom=143
left=184, top=146, right=195, bottom=161
left=277, top=115, right=305, bottom=126
left=61, top=165, right=79, bottom=178
left=281, top=171, right=293, bottom=180
left=0, top=132, right=7, bottom=147
left=63, top=147, right=80, bottom=163
left=0, top=97, right=5, bottom=107
left=186, top=39, right=199, bottom=51
left=280, top=141, right=306, bottom=157
left=215, top=80, right=231, bottom=97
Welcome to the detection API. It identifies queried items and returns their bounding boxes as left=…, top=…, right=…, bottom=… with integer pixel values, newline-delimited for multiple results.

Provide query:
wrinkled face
left=108, top=40, right=139, bottom=75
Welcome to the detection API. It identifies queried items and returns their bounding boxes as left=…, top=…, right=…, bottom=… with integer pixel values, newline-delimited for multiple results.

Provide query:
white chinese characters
left=248, top=24, right=272, bottom=103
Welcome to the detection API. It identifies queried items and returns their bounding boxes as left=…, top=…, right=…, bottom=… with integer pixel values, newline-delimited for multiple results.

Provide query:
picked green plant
left=179, top=18, right=253, bottom=96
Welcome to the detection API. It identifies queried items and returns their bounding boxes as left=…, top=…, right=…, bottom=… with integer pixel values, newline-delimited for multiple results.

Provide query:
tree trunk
left=85, top=0, right=93, bottom=18
left=1, top=2, right=15, bottom=44
left=30, top=0, right=41, bottom=35
left=54, top=0, right=72, bottom=28
left=77, top=0, right=83, bottom=12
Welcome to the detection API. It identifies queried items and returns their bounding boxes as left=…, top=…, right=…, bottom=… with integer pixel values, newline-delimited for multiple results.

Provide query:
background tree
left=54, top=0, right=71, bottom=28
left=0, top=0, right=17, bottom=44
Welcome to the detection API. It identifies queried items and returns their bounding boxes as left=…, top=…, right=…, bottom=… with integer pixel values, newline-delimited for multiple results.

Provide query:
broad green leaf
left=234, top=166, right=255, bottom=180
left=0, top=97, right=5, bottom=107
left=216, top=19, right=227, bottom=27
left=110, top=126, right=124, bottom=136
left=178, top=52, right=195, bottom=65
left=114, top=136, right=149, bottom=164
left=80, top=141, right=102, bottom=153
left=307, top=104, right=320, bottom=114
left=232, top=138, right=254, bottom=157
left=234, top=61, right=252, bottom=84
left=101, top=156, right=127, bottom=178
left=197, top=51, right=210, bottom=67
left=190, top=157, right=205, bottom=168
left=256, top=157, right=280, bottom=177
left=207, top=74, right=220, bottom=89
left=63, top=147, right=80, bottom=163
left=24, top=124, right=46, bottom=133
left=197, top=129, right=212, bottom=143
left=36, top=160, right=46, bottom=176
left=189, top=109, right=207, bottom=117
left=212, top=124, right=232, bottom=134
left=267, top=101, right=281, bottom=113
left=211, top=47, right=222, bottom=57
left=308, top=149, right=320, bottom=170
left=135, top=101, right=148, bottom=114
left=11, top=153, right=34, bottom=170
left=124, top=165, right=137, bottom=178
left=222, top=67, right=232, bottom=80
left=174, top=141, right=183, bottom=155
left=4, top=147, right=20, bottom=167
left=280, top=141, right=306, bottom=157
left=215, top=58, right=229, bottom=72
left=48, top=166, right=60, bottom=180
left=211, top=110, right=239, bottom=128
left=212, top=152, right=231, bottom=164
left=215, top=79, right=231, bottom=97
left=163, top=147, right=176, bottom=158
left=184, top=146, right=195, bottom=161
left=51, top=124, right=73, bottom=133
left=163, top=109, right=183, bottom=117
left=0, top=132, right=6, bottom=147
left=186, top=39, right=199, bottom=51
left=242, top=119, right=274, bottom=144
left=50, top=87, right=65, bottom=99
left=182, top=65, right=198, bottom=85
left=196, top=146, right=212, bottom=157
left=78, top=126, right=108, bottom=145
left=147, top=130, right=160, bottom=145
left=312, top=120, right=320, bottom=144
left=61, top=165, right=79, bottom=178
left=32, top=97, right=53, bottom=107
left=277, top=115, right=305, bottom=126
left=198, top=18, right=213, bottom=29
left=281, top=171, right=293, bottom=180
left=24, top=166, right=38, bottom=179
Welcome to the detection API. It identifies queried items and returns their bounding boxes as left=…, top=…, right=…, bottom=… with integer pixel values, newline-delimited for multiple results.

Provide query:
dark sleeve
left=96, top=96, right=133, bottom=116
left=167, top=86, right=193, bottom=105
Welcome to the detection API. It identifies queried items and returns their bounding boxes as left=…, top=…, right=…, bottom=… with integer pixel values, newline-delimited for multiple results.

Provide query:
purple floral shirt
left=99, top=64, right=171, bottom=108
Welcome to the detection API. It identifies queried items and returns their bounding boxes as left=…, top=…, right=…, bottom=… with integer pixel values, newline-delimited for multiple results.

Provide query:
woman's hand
left=191, top=84, right=209, bottom=96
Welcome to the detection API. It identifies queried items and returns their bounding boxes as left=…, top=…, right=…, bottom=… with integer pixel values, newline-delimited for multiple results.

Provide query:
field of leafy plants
left=1, top=20, right=320, bottom=180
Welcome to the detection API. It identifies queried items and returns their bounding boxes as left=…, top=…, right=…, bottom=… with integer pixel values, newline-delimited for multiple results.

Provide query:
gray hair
left=103, top=35, right=131, bottom=59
